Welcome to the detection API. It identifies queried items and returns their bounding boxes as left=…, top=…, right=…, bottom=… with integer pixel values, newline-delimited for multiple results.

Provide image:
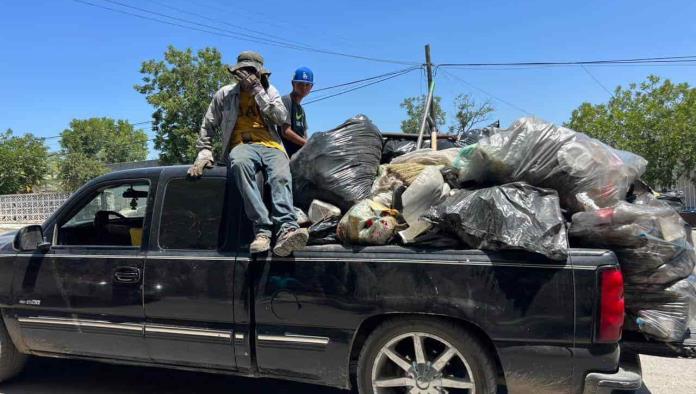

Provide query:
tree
left=135, top=46, right=234, bottom=164
left=0, top=129, right=49, bottom=194
left=400, top=95, right=446, bottom=134
left=567, top=75, right=696, bottom=187
left=58, top=118, right=148, bottom=191
left=449, top=94, right=495, bottom=138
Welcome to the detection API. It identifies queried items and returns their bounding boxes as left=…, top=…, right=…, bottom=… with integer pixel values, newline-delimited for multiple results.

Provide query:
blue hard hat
left=292, top=67, right=314, bottom=84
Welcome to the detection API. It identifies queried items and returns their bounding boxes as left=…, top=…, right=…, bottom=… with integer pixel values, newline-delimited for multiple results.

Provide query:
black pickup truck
left=1, top=165, right=693, bottom=394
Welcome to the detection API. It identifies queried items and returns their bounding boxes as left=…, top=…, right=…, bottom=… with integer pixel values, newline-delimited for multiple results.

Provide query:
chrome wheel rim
left=371, top=332, right=476, bottom=394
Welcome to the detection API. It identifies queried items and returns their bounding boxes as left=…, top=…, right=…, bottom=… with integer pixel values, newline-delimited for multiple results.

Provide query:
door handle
left=113, top=267, right=141, bottom=284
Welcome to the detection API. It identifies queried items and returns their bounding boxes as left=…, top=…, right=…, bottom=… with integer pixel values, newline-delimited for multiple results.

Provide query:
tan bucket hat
left=228, top=51, right=267, bottom=74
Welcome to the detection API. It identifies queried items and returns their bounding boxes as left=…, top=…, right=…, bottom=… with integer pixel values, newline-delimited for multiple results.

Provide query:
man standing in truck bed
left=187, top=51, right=308, bottom=256
left=280, top=67, right=313, bottom=158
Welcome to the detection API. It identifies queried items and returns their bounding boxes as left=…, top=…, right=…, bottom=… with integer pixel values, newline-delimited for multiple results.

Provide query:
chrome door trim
left=145, top=324, right=232, bottom=340
left=17, top=316, right=143, bottom=332
left=257, top=333, right=330, bottom=346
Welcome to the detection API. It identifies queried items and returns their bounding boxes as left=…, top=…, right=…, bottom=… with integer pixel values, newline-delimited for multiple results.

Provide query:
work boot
left=250, top=233, right=271, bottom=254
left=273, top=228, right=309, bottom=257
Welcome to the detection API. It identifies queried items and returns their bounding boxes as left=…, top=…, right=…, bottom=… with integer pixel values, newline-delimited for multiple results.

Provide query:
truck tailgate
left=622, top=322, right=696, bottom=358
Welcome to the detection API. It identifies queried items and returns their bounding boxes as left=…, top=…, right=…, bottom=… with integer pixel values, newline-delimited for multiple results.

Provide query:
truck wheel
left=357, top=317, right=497, bottom=394
left=0, top=321, right=27, bottom=382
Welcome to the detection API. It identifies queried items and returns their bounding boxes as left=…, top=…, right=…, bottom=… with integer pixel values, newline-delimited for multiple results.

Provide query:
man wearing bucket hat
left=280, top=67, right=313, bottom=158
left=188, top=50, right=308, bottom=256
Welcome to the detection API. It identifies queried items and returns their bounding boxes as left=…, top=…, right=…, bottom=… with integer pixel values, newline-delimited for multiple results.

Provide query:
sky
left=2, top=0, right=696, bottom=159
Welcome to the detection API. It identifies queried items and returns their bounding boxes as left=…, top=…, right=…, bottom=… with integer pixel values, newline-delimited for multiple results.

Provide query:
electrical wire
left=305, top=67, right=420, bottom=105
left=74, top=0, right=419, bottom=66
left=142, top=0, right=310, bottom=49
left=580, top=65, right=614, bottom=97
left=439, top=55, right=696, bottom=68
left=100, top=0, right=315, bottom=51
left=440, top=69, right=531, bottom=115
left=311, top=66, right=422, bottom=93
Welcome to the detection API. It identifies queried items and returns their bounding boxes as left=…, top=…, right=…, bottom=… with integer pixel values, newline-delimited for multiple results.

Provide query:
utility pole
left=417, top=44, right=438, bottom=150
left=424, top=44, right=437, bottom=150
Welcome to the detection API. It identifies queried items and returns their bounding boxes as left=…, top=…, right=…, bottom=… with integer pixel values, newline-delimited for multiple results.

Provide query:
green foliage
left=58, top=118, right=148, bottom=191
left=0, top=129, right=49, bottom=194
left=449, top=94, right=495, bottom=136
left=58, top=153, right=109, bottom=192
left=135, top=45, right=233, bottom=164
left=400, top=95, right=446, bottom=134
left=567, top=75, right=696, bottom=187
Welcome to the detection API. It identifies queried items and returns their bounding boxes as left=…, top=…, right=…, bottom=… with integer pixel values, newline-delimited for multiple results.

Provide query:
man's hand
left=187, top=158, right=213, bottom=178
left=234, top=69, right=263, bottom=95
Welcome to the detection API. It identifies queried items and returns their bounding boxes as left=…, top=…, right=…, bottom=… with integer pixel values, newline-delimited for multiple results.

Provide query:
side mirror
left=13, top=225, right=51, bottom=253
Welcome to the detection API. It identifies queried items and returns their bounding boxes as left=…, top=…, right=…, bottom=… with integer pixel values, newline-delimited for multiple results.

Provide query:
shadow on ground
left=0, top=358, right=348, bottom=394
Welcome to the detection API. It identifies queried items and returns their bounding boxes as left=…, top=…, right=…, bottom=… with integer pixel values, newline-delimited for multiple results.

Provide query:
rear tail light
left=597, top=267, right=625, bottom=342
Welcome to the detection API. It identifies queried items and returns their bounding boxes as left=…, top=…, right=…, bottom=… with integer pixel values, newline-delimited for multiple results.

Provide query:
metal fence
left=676, top=176, right=696, bottom=210
left=0, top=193, right=70, bottom=224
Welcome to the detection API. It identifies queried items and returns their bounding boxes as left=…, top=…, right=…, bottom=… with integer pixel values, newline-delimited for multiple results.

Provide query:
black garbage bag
left=424, top=182, right=568, bottom=260
left=408, top=227, right=463, bottom=249
left=291, top=114, right=383, bottom=211
left=381, top=139, right=416, bottom=164
left=308, top=217, right=340, bottom=245
left=381, top=138, right=460, bottom=163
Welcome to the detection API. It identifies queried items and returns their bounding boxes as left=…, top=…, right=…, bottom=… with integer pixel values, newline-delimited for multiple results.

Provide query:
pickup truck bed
left=0, top=164, right=691, bottom=394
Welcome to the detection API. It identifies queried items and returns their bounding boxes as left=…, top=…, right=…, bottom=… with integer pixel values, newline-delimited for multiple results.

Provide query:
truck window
left=57, top=182, right=150, bottom=247
left=158, top=178, right=226, bottom=250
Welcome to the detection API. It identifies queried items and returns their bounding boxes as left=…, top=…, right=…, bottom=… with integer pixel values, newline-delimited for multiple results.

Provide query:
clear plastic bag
left=307, top=200, right=341, bottom=223
left=626, top=275, right=696, bottom=341
left=570, top=200, right=696, bottom=340
left=291, top=114, right=383, bottom=211
left=424, top=182, right=568, bottom=260
left=398, top=167, right=450, bottom=244
left=456, top=117, right=647, bottom=213
left=336, top=200, right=401, bottom=245
left=570, top=202, right=694, bottom=281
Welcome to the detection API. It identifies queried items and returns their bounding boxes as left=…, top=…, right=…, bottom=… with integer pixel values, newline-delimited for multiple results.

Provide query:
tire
left=357, top=317, right=497, bottom=394
left=0, top=321, right=27, bottom=383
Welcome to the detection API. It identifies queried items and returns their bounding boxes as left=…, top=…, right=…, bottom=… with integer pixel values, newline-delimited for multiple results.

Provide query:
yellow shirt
left=232, top=91, right=285, bottom=151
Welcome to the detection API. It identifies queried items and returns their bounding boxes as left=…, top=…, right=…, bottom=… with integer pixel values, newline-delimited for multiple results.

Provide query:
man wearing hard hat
left=280, top=67, right=313, bottom=158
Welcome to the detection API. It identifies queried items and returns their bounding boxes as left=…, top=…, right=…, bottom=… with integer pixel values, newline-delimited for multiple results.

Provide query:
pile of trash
left=570, top=199, right=696, bottom=341
left=290, top=115, right=695, bottom=342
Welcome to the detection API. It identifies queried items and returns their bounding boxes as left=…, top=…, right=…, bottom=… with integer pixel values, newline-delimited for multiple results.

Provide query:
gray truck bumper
left=583, top=351, right=642, bottom=394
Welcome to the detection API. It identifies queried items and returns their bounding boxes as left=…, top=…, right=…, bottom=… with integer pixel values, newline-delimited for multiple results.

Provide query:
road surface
left=0, top=355, right=693, bottom=394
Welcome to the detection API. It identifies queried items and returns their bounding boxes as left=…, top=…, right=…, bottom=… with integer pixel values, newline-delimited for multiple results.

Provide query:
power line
left=440, top=69, right=531, bottom=115
left=439, top=55, right=696, bottom=68
left=74, top=0, right=419, bottom=66
left=311, top=66, right=421, bottom=93
left=580, top=65, right=614, bottom=97
left=142, top=0, right=315, bottom=51
left=101, top=0, right=314, bottom=52
left=305, top=67, right=420, bottom=105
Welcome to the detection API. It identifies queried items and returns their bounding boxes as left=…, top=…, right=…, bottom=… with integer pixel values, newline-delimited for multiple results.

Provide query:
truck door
left=11, top=179, right=152, bottom=361
left=142, top=167, right=240, bottom=370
